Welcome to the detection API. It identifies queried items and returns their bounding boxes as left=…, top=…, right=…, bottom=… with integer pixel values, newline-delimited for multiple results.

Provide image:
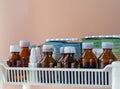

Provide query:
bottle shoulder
left=58, top=55, right=66, bottom=62
left=10, top=53, right=20, bottom=60
left=82, top=51, right=97, bottom=59
left=98, top=50, right=117, bottom=61
left=19, top=48, right=30, bottom=58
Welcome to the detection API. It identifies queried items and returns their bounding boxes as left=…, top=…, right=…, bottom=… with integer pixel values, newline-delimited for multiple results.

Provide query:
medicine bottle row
left=7, top=40, right=118, bottom=69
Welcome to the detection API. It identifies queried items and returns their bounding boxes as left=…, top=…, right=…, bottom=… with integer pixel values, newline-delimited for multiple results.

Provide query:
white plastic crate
left=0, top=61, right=120, bottom=89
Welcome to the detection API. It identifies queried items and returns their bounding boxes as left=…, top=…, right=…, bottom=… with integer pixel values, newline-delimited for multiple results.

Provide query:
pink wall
left=1, top=0, right=120, bottom=89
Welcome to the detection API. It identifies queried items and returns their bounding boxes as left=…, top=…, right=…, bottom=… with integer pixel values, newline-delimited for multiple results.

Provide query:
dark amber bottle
left=19, top=40, right=30, bottom=67
left=7, top=45, right=21, bottom=67
left=7, top=45, right=20, bottom=82
left=60, top=46, right=78, bottom=68
left=81, top=42, right=98, bottom=68
left=99, top=42, right=117, bottom=68
left=57, top=47, right=66, bottom=68
left=38, top=45, right=57, bottom=68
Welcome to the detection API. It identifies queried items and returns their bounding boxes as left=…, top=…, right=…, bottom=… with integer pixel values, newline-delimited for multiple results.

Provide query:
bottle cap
left=102, top=42, right=113, bottom=49
left=19, top=40, right=30, bottom=47
left=29, top=48, right=37, bottom=63
left=64, top=46, right=76, bottom=53
left=82, top=42, right=94, bottom=49
left=42, top=45, right=54, bottom=52
left=60, top=47, right=64, bottom=54
left=10, top=45, right=20, bottom=52
left=29, top=43, right=36, bottom=50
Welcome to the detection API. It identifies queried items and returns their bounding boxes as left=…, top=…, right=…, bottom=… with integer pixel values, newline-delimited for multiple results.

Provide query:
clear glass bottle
left=80, top=42, right=98, bottom=68
left=61, top=46, right=78, bottom=68
left=19, top=40, right=30, bottom=67
left=99, top=42, right=117, bottom=68
left=37, top=45, right=57, bottom=68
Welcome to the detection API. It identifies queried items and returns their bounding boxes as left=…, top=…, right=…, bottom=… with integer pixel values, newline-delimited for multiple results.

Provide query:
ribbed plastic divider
left=0, top=61, right=111, bottom=88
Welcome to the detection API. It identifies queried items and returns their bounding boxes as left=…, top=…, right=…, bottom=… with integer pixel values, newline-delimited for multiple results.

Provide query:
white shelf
left=0, top=60, right=120, bottom=89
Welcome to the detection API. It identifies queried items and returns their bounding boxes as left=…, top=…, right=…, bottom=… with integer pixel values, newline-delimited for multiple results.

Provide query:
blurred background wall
left=0, top=0, right=120, bottom=89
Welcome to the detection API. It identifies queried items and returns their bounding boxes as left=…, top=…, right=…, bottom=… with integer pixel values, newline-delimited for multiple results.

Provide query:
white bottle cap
left=10, top=45, right=21, bottom=52
left=29, top=48, right=37, bottom=63
left=60, top=47, right=64, bottom=54
left=42, top=45, right=54, bottom=52
left=102, top=42, right=113, bottom=49
left=19, top=40, right=30, bottom=47
left=29, top=43, right=36, bottom=50
left=64, top=46, right=76, bottom=53
left=82, top=42, right=94, bottom=49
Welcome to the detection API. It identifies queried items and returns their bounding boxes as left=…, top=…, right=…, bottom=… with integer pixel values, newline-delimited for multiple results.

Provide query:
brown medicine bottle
left=80, top=42, right=98, bottom=68
left=57, top=47, right=66, bottom=68
left=7, top=45, right=21, bottom=67
left=61, top=46, right=78, bottom=68
left=7, top=45, right=20, bottom=82
left=19, top=40, right=30, bottom=67
left=38, top=45, right=57, bottom=68
left=99, top=42, right=117, bottom=68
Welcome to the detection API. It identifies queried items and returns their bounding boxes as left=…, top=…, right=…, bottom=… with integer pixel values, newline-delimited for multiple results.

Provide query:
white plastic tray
left=0, top=61, right=120, bottom=89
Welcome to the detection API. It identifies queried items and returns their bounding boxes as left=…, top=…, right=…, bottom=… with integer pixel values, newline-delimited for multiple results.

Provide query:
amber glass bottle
left=7, top=45, right=20, bottom=82
left=99, top=42, right=117, bottom=68
left=80, top=42, right=98, bottom=68
left=19, top=40, right=30, bottom=67
left=7, top=45, right=21, bottom=67
left=38, top=45, right=57, bottom=68
left=57, top=47, right=66, bottom=68
left=60, top=46, right=78, bottom=68
left=37, top=45, right=57, bottom=83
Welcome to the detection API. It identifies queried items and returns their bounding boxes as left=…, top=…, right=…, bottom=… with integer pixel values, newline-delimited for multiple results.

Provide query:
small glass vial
left=29, top=43, right=36, bottom=51
left=19, top=40, right=30, bottom=67
left=37, top=45, right=57, bottom=68
left=61, top=46, right=78, bottom=68
left=99, top=42, right=117, bottom=68
left=80, top=42, right=98, bottom=68
left=7, top=45, right=20, bottom=67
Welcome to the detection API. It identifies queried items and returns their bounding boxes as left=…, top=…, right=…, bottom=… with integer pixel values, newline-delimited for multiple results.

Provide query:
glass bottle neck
left=21, top=47, right=29, bottom=50
left=43, top=52, right=53, bottom=56
left=11, top=52, right=19, bottom=55
left=84, top=49, right=92, bottom=52
left=65, top=53, right=75, bottom=56
left=103, top=49, right=112, bottom=51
